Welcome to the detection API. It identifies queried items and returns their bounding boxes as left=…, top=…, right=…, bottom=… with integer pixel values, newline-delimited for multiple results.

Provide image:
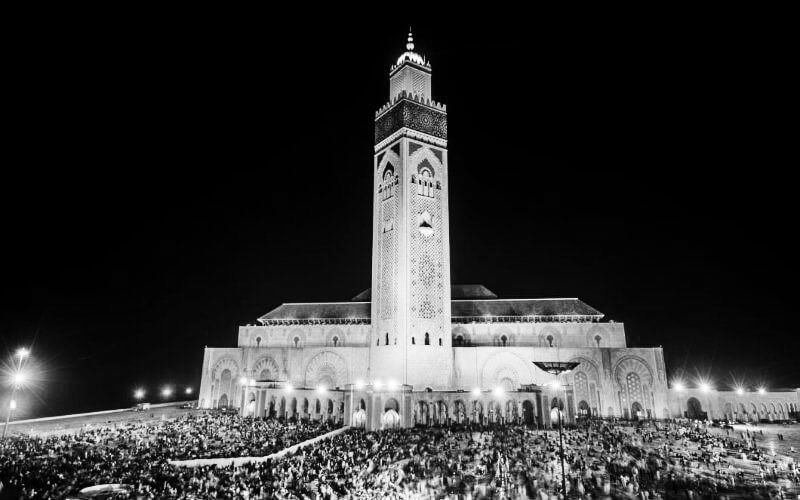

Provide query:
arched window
left=293, top=337, right=300, bottom=348
left=424, top=332, right=430, bottom=345
left=411, top=337, right=415, bottom=345
left=256, top=336, right=262, bottom=348
left=438, top=337, right=442, bottom=346
left=376, top=336, right=380, bottom=346
left=547, top=335, right=554, bottom=347
left=624, top=372, right=644, bottom=418
left=455, top=335, right=464, bottom=346
left=501, top=335, right=508, bottom=346
left=332, top=336, right=339, bottom=347
left=594, top=335, right=602, bottom=347
left=385, top=333, right=389, bottom=345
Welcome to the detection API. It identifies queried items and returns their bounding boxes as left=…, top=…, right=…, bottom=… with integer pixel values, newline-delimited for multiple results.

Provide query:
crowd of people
left=0, top=410, right=798, bottom=499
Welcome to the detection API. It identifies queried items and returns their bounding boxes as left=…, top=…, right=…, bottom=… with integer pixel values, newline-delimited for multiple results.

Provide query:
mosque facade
left=197, top=34, right=799, bottom=430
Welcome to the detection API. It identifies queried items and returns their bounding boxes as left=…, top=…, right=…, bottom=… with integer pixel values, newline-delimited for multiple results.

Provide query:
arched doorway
left=382, top=409, right=401, bottom=429
left=687, top=398, right=704, bottom=420
left=472, top=401, right=484, bottom=424
left=417, top=401, right=430, bottom=426
left=435, top=401, right=448, bottom=425
left=454, top=400, right=466, bottom=423
left=631, top=402, right=643, bottom=420
left=522, top=400, right=535, bottom=425
left=578, top=400, right=591, bottom=417
left=505, top=400, right=518, bottom=423
left=246, top=393, right=256, bottom=416
left=218, top=394, right=228, bottom=408
left=352, top=409, right=366, bottom=428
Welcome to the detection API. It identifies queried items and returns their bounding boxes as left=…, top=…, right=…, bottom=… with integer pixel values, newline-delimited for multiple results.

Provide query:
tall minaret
left=370, top=31, right=453, bottom=390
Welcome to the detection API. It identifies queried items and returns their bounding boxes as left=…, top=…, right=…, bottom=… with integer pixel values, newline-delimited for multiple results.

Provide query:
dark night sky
left=2, top=16, right=797, bottom=418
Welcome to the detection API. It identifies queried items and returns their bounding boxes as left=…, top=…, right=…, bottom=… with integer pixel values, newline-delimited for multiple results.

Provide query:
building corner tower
left=370, top=31, right=453, bottom=390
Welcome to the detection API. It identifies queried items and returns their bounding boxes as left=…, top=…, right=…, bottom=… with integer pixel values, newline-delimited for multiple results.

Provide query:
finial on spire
left=406, top=27, right=414, bottom=51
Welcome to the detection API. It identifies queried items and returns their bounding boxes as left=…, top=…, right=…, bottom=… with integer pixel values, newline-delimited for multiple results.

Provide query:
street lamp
left=185, top=387, right=193, bottom=395
left=134, top=388, right=145, bottom=400
left=3, top=348, right=32, bottom=439
left=533, top=360, right=580, bottom=497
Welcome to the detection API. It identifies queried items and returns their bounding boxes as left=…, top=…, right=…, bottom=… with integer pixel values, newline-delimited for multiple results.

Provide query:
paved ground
left=4, top=402, right=196, bottom=437
left=725, top=423, right=800, bottom=457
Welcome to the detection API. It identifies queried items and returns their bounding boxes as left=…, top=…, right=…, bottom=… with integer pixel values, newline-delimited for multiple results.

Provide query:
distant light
left=9, top=400, right=16, bottom=410
left=12, top=372, right=27, bottom=386
left=185, top=387, right=193, bottom=395
left=387, top=379, right=398, bottom=391
left=355, top=380, right=365, bottom=390
left=16, top=348, right=30, bottom=359
left=373, top=380, right=383, bottom=390
left=472, top=387, right=481, bottom=396
left=758, top=387, right=766, bottom=395
left=284, top=383, right=293, bottom=393
left=239, top=377, right=248, bottom=385
left=493, top=386, right=504, bottom=397
left=674, top=382, right=685, bottom=391
left=550, top=380, right=561, bottom=389
left=250, top=378, right=256, bottom=386
left=700, top=383, right=711, bottom=393
left=162, top=387, right=173, bottom=397
left=134, top=388, right=145, bottom=399
left=736, top=387, right=744, bottom=396
left=316, top=385, right=327, bottom=394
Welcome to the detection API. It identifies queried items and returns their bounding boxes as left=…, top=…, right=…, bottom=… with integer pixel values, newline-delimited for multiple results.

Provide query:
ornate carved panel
left=375, top=99, right=447, bottom=145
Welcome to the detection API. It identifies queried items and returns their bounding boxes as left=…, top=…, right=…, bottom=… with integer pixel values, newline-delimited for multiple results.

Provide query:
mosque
left=197, top=33, right=799, bottom=430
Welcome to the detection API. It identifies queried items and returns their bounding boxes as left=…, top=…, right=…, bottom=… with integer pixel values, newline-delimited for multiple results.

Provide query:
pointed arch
left=304, top=351, right=348, bottom=389
left=252, top=356, right=280, bottom=381
left=481, top=351, right=532, bottom=390
left=613, top=355, right=654, bottom=387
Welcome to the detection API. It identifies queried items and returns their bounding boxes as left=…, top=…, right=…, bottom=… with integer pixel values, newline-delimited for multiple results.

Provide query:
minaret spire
left=407, top=27, right=414, bottom=51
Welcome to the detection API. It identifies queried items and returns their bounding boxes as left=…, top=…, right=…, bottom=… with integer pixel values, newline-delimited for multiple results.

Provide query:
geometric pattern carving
left=614, top=356, right=654, bottom=388
left=375, top=99, right=447, bottom=145
left=622, top=372, right=644, bottom=410
left=480, top=351, right=531, bottom=389
left=411, top=176, right=443, bottom=320
left=252, top=356, right=280, bottom=381
left=304, top=351, right=348, bottom=389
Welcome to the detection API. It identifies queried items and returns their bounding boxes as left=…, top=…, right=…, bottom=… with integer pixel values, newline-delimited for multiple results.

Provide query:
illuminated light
left=162, top=387, right=173, bottom=397
left=387, top=379, right=398, bottom=391
left=550, top=380, right=561, bottom=389
left=673, top=382, right=685, bottom=391
left=316, top=385, right=327, bottom=394
left=12, top=372, right=27, bottom=386
left=9, top=400, right=16, bottom=410
left=472, top=387, right=481, bottom=396
left=250, top=378, right=256, bottom=386
left=185, top=387, right=193, bottom=395
left=699, top=383, right=711, bottom=393
left=493, top=386, right=505, bottom=397
left=284, top=383, right=293, bottom=393
left=16, top=348, right=30, bottom=359
left=355, top=380, right=365, bottom=390
left=758, top=387, right=766, bottom=395
left=373, top=380, right=383, bottom=390
left=736, top=387, right=744, bottom=396
left=134, top=388, right=145, bottom=399
left=239, top=377, right=248, bottom=385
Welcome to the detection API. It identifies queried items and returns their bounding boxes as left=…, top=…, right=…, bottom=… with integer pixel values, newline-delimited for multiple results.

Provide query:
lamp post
left=533, top=360, right=580, bottom=497
left=3, top=348, right=31, bottom=439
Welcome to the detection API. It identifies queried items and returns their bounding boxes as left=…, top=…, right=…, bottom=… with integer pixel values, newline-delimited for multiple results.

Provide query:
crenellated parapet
left=375, top=90, right=447, bottom=118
